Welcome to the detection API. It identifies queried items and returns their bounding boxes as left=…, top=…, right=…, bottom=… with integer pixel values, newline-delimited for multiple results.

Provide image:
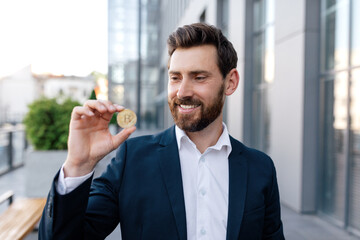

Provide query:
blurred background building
left=108, top=0, right=360, bottom=237
left=0, top=66, right=94, bottom=124
left=108, top=0, right=161, bottom=129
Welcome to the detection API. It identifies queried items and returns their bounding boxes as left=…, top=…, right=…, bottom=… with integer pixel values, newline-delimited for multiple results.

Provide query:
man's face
left=167, top=45, right=225, bottom=132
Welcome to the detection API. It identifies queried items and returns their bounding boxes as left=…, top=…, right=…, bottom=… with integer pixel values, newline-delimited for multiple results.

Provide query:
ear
left=224, top=68, right=239, bottom=96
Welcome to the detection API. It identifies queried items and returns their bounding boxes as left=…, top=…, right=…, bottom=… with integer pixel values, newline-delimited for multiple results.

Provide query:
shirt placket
left=196, top=152, right=211, bottom=239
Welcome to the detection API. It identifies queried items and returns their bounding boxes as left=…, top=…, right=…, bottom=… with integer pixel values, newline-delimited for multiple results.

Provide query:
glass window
left=320, top=0, right=360, bottom=233
left=250, top=0, right=274, bottom=153
left=217, top=0, right=229, bottom=36
left=253, top=33, right=265, bottom=85
left=351, top=0, right=360, bottom=66
left=140, top=85, right=157, bottom=129
left=321, top=73, right=348, bottom=222
left=266, top=0, right=274, bottom=24
left=264, top=26, right=274, bottom=83
left=252, top=90, right=262, bottom=149
left=322, top=0, right=349, bottom=71
left=253, top=0, right=265, bottom=32
left=251, top=89, right=270, bottom=152
left=141, top=66, right=159, bottom=84
left=123, top=84, right=137, bottom=111
left=12, top=130, right=25, bottom=166
left=0, top=132, right=10, bottom=173
left=349, top=68, right=360, bottom=230
left=326, top=0, right=337, bottom=9
left=112, top=64, right=125, bottom=84
left=108, top=0, right=161, bottom=129
left=110, top=84, right=125, bottom=105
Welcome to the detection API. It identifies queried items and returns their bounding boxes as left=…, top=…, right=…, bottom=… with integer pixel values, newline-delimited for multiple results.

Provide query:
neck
left=185, top=115, right=224, bottom=154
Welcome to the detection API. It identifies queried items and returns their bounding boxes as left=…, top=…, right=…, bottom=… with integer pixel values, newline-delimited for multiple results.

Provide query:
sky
left=0, top=0, right=107, bottom=78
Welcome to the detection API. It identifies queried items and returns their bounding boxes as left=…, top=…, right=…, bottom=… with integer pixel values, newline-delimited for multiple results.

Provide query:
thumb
left=112, top=126, right=136, bottom=148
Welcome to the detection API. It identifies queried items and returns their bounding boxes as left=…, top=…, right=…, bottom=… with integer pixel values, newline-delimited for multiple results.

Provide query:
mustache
left=172, top=97, right=202, bottom=106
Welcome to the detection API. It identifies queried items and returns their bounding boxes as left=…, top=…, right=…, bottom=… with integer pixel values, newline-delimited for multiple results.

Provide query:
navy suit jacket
left=39, top=126, right=284, bottom=239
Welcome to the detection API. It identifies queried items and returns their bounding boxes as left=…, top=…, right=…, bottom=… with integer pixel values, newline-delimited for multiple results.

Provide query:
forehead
left=168, top=45, right=219, bottom=73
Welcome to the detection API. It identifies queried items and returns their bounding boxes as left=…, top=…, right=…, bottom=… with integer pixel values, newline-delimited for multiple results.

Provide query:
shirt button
left=200, top=188, right=207, bottom=196
left=200, top=228, right=206, bottom=235
left=200, top=156, right=205, bottom=162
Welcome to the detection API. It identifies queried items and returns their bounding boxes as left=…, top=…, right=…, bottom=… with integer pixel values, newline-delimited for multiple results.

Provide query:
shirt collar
left=175, top=123, right=232, bottom=157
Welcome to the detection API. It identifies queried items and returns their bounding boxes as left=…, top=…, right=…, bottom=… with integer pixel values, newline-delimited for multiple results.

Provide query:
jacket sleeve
left=262, top=162, right=285, bottom=240
left=38, top=171, right=93, bottom=239
left=39, top=142, right=128, bottom=240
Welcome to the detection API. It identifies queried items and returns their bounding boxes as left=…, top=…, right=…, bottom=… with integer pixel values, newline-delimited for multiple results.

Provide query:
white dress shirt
left=176, top=123, right=231, bottom=240
left=56, top=165, right=93, bottom=195
left=57, top=124, right=232, bottom=239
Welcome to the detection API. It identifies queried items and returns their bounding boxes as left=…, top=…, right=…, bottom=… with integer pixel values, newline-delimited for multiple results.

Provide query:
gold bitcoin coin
left=117, top=109, right=137, bottom=128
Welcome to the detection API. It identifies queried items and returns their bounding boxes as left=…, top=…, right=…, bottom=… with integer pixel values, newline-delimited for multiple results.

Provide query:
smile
left=180, top=104, right=199, bottom=109
left=178, top=104, right=200, bottom=113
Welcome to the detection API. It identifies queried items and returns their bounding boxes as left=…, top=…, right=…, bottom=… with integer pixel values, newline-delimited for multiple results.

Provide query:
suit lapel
left=157, top=127, right=187, bottom=240
left=226, top=137, right=248, bottom=240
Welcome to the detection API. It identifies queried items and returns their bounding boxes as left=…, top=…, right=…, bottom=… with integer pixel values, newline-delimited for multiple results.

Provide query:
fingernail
left=88, top=111, right=94, bottom=116
left=115, top=105, right=124, bottom=110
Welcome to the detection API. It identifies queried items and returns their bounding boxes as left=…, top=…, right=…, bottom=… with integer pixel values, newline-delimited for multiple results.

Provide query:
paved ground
left=1, top=142, right=359, bottom=239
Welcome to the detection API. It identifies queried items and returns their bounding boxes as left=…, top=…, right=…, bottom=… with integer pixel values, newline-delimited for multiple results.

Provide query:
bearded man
left=39, top=23, right=284, bottom=240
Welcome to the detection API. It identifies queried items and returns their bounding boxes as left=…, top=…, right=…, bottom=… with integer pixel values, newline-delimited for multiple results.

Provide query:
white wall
left=226, top=0, right=246, bottom=141
left=178, top=0, right=217, bottom=26
left=269, top=0, right=306, bottom=212
left=43, top=77, right=94, bottom=104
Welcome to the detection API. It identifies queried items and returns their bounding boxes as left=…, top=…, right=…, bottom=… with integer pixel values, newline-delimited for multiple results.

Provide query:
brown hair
left=167, top=23, right=238, bottom=78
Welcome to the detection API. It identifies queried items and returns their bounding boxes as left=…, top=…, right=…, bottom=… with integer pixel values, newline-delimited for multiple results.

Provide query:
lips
left=169, top=98, right=202, bottom=114
left=179, top=104, right=200, bottom=109
left=177, top=104, right=200, bottom=114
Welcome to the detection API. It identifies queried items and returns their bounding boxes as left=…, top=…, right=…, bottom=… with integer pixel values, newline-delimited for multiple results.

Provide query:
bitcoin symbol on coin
left=124, top=114, right=131, bottom=124
left=117, top=109, right=137, bottom=128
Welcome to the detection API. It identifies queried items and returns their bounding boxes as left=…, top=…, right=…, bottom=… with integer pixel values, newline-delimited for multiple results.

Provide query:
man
left=39, top=23, right=284, bottom=240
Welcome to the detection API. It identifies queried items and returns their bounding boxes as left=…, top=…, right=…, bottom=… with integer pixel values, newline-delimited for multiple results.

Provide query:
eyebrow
left=168, top=70, right=212, bottom=76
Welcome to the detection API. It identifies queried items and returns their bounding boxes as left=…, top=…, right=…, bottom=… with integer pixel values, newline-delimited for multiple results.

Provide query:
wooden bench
left=0, top=190, right=46, bottom=240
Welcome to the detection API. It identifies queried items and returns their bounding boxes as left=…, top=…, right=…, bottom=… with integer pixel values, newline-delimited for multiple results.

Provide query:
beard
left=168, top=83, right=225, bottom=132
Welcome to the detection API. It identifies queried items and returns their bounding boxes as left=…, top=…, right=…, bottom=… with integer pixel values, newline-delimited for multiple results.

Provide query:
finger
left=98, top=100, right=118, bottom=112
left=112, top=126, right=136, bottom=148
left=84, top=100, right=116, bottom=114
left=114, top=104, right=125, bottom=112
left=72, top=106, right=95, bottom=120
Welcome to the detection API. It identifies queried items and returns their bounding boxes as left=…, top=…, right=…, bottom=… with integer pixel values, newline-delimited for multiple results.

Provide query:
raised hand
left=63, top=100, right=136, bottom=177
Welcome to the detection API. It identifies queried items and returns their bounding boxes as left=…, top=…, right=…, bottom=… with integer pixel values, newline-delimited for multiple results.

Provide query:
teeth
left=180, top=105, right=198, bottom=109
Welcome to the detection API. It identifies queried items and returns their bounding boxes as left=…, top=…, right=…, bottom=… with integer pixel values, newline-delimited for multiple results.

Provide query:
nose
left=177, top=78, right=193, bottom=99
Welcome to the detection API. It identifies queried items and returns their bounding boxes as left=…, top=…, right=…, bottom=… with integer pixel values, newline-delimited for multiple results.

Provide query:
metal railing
left=0, top=125, right=27, bottom=176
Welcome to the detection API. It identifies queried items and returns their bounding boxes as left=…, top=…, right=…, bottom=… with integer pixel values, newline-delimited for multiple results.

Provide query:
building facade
left=0, top=66, right=37, bottom=124
left=108, top=0, right=161, bottom=129
left=108, top=0, right=360, bottom=236
left=1, top=66, right=94, bottom=124
left=156, top=0, right=360, bottom=236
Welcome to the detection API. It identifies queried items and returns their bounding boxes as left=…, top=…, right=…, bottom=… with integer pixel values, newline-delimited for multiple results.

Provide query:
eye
left=195, top=76, right=206, bottom=81
left=170, top=76, right=180, bottom=81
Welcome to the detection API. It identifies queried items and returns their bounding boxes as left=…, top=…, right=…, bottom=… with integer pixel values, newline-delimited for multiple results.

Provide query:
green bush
left=23, top=97, right=80, bottom=150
